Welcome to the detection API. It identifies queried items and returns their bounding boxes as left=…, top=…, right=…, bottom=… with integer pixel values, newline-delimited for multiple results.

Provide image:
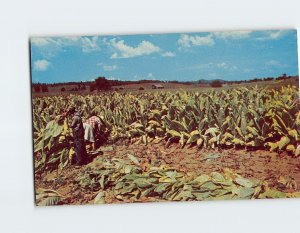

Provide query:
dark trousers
left=73, top=129, right=87, bottom=165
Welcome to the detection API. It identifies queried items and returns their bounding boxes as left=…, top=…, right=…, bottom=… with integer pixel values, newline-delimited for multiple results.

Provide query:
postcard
left=30, top=29, right=300, bottom=206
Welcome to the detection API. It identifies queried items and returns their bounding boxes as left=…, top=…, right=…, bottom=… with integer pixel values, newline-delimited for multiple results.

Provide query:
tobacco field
left=32, top=85, right=300, bottom=205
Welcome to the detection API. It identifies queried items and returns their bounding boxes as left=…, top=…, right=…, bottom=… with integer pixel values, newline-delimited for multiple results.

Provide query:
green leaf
left=196, top=138, right=204, bottom=147
left=148, top=120, right=161, bottom=127
left=235, top=187, right=255, bottom=199
left=187, top=132, right=200, bottom=144
left=190, top=130, right=200, bottom=136
left=278, top=136, right=290, bottom=150
left=200, top=181, right=219, bottom=191
left=130, top=122, right=144, bottom=129
left=134, top=178, right=155, bottom=188
left=232, top=138, right=244, bottom=145
left=141, top=187, right=154, bottom=197
left=34, top=139, right=44, bottom=152
left=192, top=174, right=211, bottom=185
left=247, top=126, right=258, bottom=136
left=124, top=165, right=134, bottom=174
left=127, top=154, right=140, bottom=165
left=39, top=196, right=61, bottom=206
left=266, top=142, right=278, bottom=152
left=235, top=177, right=256, bottom=188
left=94, top=191, right=105, bottom=204
left=171, top=120, right=186, bottom=132
left=99, top=175, right=105, bottom=189
left=204, top=127, right=219, bottom=136
left=193, top=192, right=211, bottom=201
left=154, top=183, right=171, bottom=194
left=201, top=153, right=220, bottom=161
left=259, top=189, right=286, bottom=199
left=211, top=172, right=225, bottom=182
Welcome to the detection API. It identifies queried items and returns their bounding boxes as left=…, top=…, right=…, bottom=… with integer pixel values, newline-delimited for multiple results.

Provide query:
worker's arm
left=92, top=121, right=98, bottom=135
left=70, top=116, right=79, bottom=128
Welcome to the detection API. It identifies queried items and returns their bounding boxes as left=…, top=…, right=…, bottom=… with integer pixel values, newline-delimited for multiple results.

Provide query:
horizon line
left=31, top=73, right=299, bottom=84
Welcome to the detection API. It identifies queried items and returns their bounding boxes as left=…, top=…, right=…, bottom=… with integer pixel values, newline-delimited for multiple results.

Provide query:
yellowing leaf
left=295, top=145, right=300, bottom=157
left=288, top=129, right=298, bottom=140
left=167, top=130, right=181, bottom=138
left=68, top=148, right=75, bottom=160
left=196, top=138, right=204, bottom=147
left=286, top=144, right=296, bottom=153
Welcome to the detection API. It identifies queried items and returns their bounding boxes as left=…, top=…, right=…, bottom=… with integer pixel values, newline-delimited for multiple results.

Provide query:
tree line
left=32, top=74, right=298, bottom=92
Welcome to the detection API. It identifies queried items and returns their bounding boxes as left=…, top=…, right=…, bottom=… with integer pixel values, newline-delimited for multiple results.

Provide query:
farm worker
left=85, top=114, right=107, bottom=150
left=83, top=122, right=95, bottom=150
left=66, top=107, right=87, bottom=165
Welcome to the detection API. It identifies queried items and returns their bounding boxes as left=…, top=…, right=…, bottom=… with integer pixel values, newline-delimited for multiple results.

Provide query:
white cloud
left=265, top=60, right=287, bottom=68
left=217, top=62, right=237, bottom=71
left=256, top=30, right=288, bottom=40
left=31, top=37, right=56, bottom=46
left=133, top=73, right=156, bottom=80
left=62, top=36, right=80, bottom=43
left=162, top=51, right=176, bottom=57
left=31, top=37, right=79, bottom=47
left=107, top=76, right=121, bottom=81
left=31, top=36, right=100, bottom=54
left=178, top=34, right=215, bottom=48
left=243, top=68, right=253, bottom=73
left=178, top=62, right=214, bottom=71
left=97, top=63, right=118, bottom=71
left=103, top=65, right=117, bottom=71
left=268, top=30, right=286, bottom=39
left=146, top=73, right=155, bottom=79
left=208, top=72, right=219, bottom=77
left=212, top=31, right=252, bottom=39
left=33, top=59, right=50, bottom=71
left=81, top=36, right=101, bottom=53
left=110, top=39, right=161, bottom=58
left=217, top=62, right=228, bottom=69
left=266, top=60, right=280, bottom=66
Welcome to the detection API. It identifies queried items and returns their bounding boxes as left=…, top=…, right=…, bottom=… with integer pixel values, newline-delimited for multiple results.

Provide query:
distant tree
left=41, top=85, right=48, bottom=92
left=211, top=80, right=222, bottom=88
left=95, top=77, right=111, bottom=91
left=139, top=87, right=145, bottom=90
left=61, top=87, right=66, bottom=92
left=90, top=84, right=96, bottom=92
left=277, top=73, right=288, bottom=80
left=33, top=84, right=41, bottom=92
left=264, top=77, right=274, bottom=81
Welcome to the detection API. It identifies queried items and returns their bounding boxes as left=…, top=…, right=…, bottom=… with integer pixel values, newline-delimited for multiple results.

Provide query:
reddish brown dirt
left=35, top=142, right=300, bottom=205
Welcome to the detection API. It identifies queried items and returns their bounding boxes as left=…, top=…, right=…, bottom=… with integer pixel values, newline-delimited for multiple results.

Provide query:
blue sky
left=30, top=29, right=298, bottom=83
